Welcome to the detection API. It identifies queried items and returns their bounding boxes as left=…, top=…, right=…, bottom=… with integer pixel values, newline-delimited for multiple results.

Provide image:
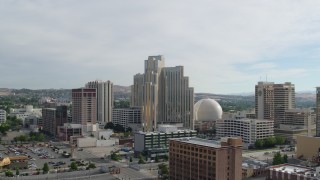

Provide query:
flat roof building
left=72, top=88, right=97, bottom=125
left=266, top=164, right=320, bottom=180
left=169, top=137, right=242, bottom=180
left=112, top=107, right=142, bottom=131
left=216, top=118, right=274, bottom=148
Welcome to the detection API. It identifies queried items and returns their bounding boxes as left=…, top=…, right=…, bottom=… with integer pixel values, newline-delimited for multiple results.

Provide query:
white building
left=9, top=105, right=42, bottom=126
left=112, top=107, right=142, bottom=130
left=86, top=80, right=113, bottom=126
left=216, top=118, right=274, bottom=148
left=0, top=109, right=6, bottom=124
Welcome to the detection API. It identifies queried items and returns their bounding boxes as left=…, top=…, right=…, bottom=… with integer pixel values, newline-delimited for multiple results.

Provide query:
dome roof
left=194, top=98, right=223, bottom=121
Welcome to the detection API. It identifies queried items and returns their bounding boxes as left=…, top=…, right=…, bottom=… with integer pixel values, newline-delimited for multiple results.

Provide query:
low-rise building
left=242, top=158, right=269, bottom=178
left=169, top=137, right=242, bottom=180
left=216, top=118, right=274, bottom=148
left=134, top=128, right=197, bottom=158
left=9, top=105, right=42, bottom=126
left=57, top=123, right=82, bottom=141
left=266, top=164, right=320, bottom=180
left=0, top=109, right=6, bottom=124
left=112, top=107, right=142, bottom=130
left=296, top=135, right=320, bottom=161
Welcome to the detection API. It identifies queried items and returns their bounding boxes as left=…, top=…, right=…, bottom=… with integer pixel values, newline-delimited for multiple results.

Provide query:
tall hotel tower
left=131, top=55, right=194, bottom=132
left=72, top=88, right=97, bottom=125
left=316, top=87, right=320, bottom=136
left=255, top=82, right=295, bottom=128
left=85, top=80, right=113, bottom=125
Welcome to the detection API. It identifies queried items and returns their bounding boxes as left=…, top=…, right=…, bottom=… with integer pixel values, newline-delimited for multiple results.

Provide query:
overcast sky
left=1, top=0, right=319, bottom=94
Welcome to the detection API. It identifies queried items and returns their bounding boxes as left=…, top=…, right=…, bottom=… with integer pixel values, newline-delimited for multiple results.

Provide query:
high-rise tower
left=72, top=88, right=97, bottom=125
left=131, top=55, right=194, bottom=132
left=255, top=81, right=295, bottom=128
left=86, top=80, right=113, bottom=125
left=316, top=87, right=320, bottom=136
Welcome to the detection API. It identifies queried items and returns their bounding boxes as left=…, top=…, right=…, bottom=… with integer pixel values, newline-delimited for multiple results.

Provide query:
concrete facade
left=317, top=87, right=320, bottom=136
left=0, top=109, right=6, bottom=124
left=216, top=118, right=274, bottom=148
left=255, top=82, right=295, bottom=128
left=112, top=107, right=142, bottom=130
left=296, top=135, right=320, bottom=160
left=169, top=137, right=242, bottom=180
left=42, top=106, right=68, bottom=136
left=86, top=80, right=113, bottom=125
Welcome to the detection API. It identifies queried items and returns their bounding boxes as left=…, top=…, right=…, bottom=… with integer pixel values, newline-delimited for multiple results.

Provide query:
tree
left=114, top=124, right=125, bottom=133
left=155, top=156, right=159, bottom=163
left=16, top=167, right=20, bottom=176
left=5, top=170, right=14, bottom=177
left=129, top=156, right=133, bottom=162
left=272, top=152, right=283, bottom=165
left=111, top=152, right=121, bottom=161
left=38, top=133, right=45, bottom=141
left=158, top=163, right=169, bottom=176
left=42, top=163, right=49, bottom=174
left=283, top=154, right=288, bottom=163
left=275, top=136, right=285, bottom=145
left=264, top=136, right=276, bottom=148
left=70, top=162, right=78, bottom=171
left=255, top=139, right=264, bottom=149
left=104, top=122, right=114, bottom=130
left=87, top=163, right=96, bottom=169
left=126, top=127, right=132, bottom=132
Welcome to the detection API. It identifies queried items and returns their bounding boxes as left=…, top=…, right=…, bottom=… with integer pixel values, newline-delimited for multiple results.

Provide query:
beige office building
left=85, top=80, right=113, bottom=125
left=131, top=55, right=194, bottom=132
left=169, top=137, right=242, bottom=180
left=255, top=82, right=295, bottom=128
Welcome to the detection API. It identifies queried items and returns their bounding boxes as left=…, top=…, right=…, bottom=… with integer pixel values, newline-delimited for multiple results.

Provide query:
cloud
left=0, top=0, right=320, bottom=93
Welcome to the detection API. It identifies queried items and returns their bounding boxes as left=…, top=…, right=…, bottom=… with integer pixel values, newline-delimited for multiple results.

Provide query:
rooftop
left=270, top=164, right=314, bottom=175
left=137, top=129, right=196, bottom=135
left=171, top=137, right=222, bottom=148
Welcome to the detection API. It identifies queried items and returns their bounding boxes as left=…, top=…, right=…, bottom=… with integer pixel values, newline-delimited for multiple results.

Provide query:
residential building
left=266, top=164, right=320, bottom=180
left=0, top=109, right=6, bottom=124
left=169, top=137, right=242, bottom=180
left=216, top=118, right=274, bottom=148
left=72, top=88, right=97, bottom=125
left=85, top=80, right=113, bottom=125
left=42, top=106, right=68, bottom=136
left=112, top=107, right=142, bottom=130
left=317, top=87, right=320, bottom=136
left=134, top=128, right=197, bottom=158
left=131, top=55, right=194, bottom=131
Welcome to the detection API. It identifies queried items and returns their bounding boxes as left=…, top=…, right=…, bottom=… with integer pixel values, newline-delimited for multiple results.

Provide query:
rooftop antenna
left=266, top=74, right=268, bottom=82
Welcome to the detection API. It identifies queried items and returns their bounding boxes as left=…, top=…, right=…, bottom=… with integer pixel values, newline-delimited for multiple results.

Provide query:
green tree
left=275, top=136, right=285, bottom=145
left=87, top=163, right=96, bottom=169
left=158, top=163, right=169, bottom=176
left=42, top=163, right=49, bottom=174
left=38, top=133, right=45, bottom=141
left=264, top=136, right=276, bottom=148
left=255, top=139, right=264, bottom=149
left=138, top=153, right=145, bottom=164
left=114, top=124, right=125, bottom=133
left=129, top=157, right=133, bottom=162
left=5, top=170, right=14, bottom=177
left=16, top=167, right=20, bottom=176
left=126, top=127, right=132, bottom=132
left=104, top=122, right=114, bottom=130
left=272, top=152, right=283, bottom=165
left=283, top=154, right=288, bottom=163
left=70, top=162, right=78, bottom=171
left=155, top=156, right=160, bottom=163
left=111, top=152, right=121, bottom=161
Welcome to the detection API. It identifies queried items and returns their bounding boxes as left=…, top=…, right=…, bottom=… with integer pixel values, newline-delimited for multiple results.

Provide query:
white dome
left=194, top=98, right=223, bottom=121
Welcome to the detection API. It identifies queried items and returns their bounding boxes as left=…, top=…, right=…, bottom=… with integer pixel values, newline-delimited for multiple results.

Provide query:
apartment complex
left=134, top=128, right=197, bottom=158
left=0, top=109, right=6, bottom=124
left=112, top=107, right=142, bottom=130
left=71, top=88, right=97, bottom=125
left=216, top=118, right=274, bottom=148
left=131, top=55, right=194, bottom=131
left=316, top=87, right=320, bottom=136
left=85, top=80, right=113, bottom=125
left=169, top=137, right=242, bottom=180
left=255, top=82, right=295, bottom=128
left=42, top=106, right=68, bottom=136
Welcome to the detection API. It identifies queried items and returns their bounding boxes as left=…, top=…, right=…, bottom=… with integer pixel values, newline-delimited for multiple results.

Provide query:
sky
left=0, top=0, right=320, bottom=94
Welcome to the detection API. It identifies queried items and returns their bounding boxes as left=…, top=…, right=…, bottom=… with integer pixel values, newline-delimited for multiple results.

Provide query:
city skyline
left=1, top=1, right=320, bottom=94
